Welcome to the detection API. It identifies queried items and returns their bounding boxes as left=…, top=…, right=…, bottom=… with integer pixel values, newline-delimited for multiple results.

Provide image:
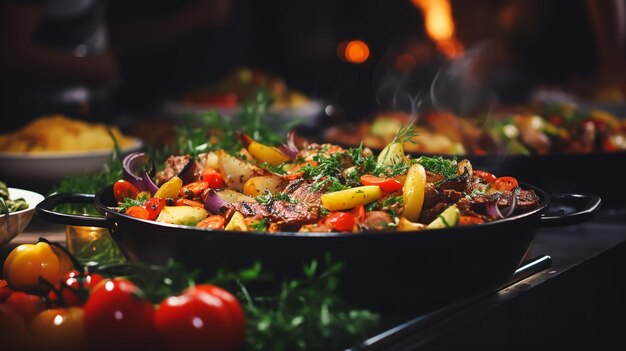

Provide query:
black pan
left=36, top=184, right=600, bottom=311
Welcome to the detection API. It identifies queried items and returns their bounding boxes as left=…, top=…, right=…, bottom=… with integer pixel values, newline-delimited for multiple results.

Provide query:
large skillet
left=36, top=184, right=600, bottom=311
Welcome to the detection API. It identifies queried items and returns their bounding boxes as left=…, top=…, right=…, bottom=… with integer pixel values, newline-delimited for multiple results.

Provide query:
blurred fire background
left=1, top=0, right=624, bottom=130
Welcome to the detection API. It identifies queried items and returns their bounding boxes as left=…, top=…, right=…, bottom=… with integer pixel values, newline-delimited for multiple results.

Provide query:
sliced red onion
left=278, top=130, right=299, bottom=159
left=177, top=158, right=197, bottom=185
left=204, top=189, right=228, bottom=214
left=141, top=171, right=159, bottom=195
left=123, top=152, right=150, bottom=191
left=485, top=191, right=518, bottom=219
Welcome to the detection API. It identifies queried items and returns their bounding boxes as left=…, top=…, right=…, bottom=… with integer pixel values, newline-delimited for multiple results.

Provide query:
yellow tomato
left=402, top=164, right=426, bottom=222
left=3, top=242, right=74, bottom=292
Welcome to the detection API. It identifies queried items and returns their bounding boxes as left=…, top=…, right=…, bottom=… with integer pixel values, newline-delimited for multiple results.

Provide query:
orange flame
left=412, top=0, right=463, bottom=58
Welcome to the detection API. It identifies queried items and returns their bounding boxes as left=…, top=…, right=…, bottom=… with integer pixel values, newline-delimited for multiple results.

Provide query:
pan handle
left=539, top=193, right=601, bottom=227
left=36, top=193, right=114, bottom=229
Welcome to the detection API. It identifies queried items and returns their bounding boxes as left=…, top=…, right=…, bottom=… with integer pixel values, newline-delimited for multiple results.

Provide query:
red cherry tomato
left=0, top=279, right=15, bottom=303
left=154, top=285, right=245, bottom=351
left=126, top=205, right=150, bottom=219
left=180, top=181, right=210, bottom=198
left=48, top=270, right=105, bottom=307
left=3, top=291, right=46, bottom=323
left=144, top=198, right=166, bottom=220
left=197, top=215, right=226, bottom=229
left=202, top=168, right=226, bottom=188
left=0, top=305, right=31, bottom=351
left=325, top=212, right=355, bottom=232
left=492, top=176, right=519, bottom=192
left=473, top=170, right=497, bottom=184
left=360, top=174, right=402, bottom=193
left=350, top=204, right=365, bottom=224
left=459, top=216, right=485, bottom=226
left=113, top=180, right=140, bottom=203
left=83, top=278, right=156, bottom=351
left=175, top=198, right=205, bottom=208
left=190, top=285, right=246, bottom=347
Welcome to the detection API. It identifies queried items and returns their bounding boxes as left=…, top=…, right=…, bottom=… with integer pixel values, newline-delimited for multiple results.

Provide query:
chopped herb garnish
left=249, top=219, right=267, bottom=231
left=120, top=194, right=148, bottom=213
left=258, top=162, right=287, bottom=175
left=255, top=190, right=295, bottom=206
left=415, top=156, right=458, bottom=180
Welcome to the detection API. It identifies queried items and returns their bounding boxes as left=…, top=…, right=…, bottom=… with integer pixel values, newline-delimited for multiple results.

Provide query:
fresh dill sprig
left=415, top=156, right=458, bottom=180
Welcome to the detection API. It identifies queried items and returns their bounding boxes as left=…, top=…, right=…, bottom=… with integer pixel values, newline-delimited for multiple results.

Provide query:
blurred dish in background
left=165, top=67, right=324, bottom=127
left=324, top=104, right=626, bottom=156
left=0, top=115, right=142, bottom=188
left=0, top=184, right=44, bottom=246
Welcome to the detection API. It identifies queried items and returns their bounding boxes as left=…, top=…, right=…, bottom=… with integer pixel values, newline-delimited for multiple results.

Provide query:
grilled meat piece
left=470, top=189, right=540, bottom=215
left=423, top=183, right=443, bottom=208
left=420, top=202, right=449, bottom=224
left=362, top=211, right=394, bottom=231
left=156, top=155, right=202, bottom=185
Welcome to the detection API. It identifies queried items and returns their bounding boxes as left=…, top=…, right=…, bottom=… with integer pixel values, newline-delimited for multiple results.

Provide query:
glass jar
left=65, top=225, right=125, bottom=265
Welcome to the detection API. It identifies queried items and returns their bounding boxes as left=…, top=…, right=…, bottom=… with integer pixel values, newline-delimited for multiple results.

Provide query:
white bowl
left=0, top=138, right=143, bottom=188
left=1, top=188, right=45, bottom=246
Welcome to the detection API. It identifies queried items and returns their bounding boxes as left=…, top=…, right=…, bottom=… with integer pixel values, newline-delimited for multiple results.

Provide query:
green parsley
left=255, top=191, right=295, bottom=206
left=119, top=194, right=148, bottom=213
left=258, top=162, right=287, bottom=175
left=249, top=219, right=267, bottom=231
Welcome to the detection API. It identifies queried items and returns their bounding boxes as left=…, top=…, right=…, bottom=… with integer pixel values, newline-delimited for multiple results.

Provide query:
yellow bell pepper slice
left=320, top=185, right=383, bottom=211
left=154, top=176, right=183, bottom=199
left=248, top=141, right=290, bottom=166
left=402, top=164, right=426, bottom=222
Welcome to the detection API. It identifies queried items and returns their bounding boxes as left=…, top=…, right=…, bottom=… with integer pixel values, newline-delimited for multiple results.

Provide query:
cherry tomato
left=30, top=307, right=88, bottom=351
left=0, top=279, right=15, bottom=303
left=48, top=270, right=105, bottom=307
left=3, top=241, right=74, bottom=293
left=202, top=168, right=226, bottom=188
left=144, top=197, right=166, bottom=220
left=125, top=205, right=150, bottom=219
left=197, top=215, right=226, bottom=229
left=83, top=278, right=156, bottom=351
left=154, top=285, right=245, bottom=351
left=459, top=216, right=485, bottom=225
left=175, top=198, right=205, bottom=208
left=325, top=212, right=355, bottom=232
left=473, top=170, right=497, bottom=184
left=492, top=176, right=519, bottom=192
left=190, top=284, right=246, bottom=347
left=287, top=160, right=318, bottom=180
left=0, top=305, right=31, bottom=351
left=350, top=204, right=365, bottom=224
left=113, top=180, right=140, bottom=203
left=3, top=291, right=46, bottom=323
left=180, top=181, right=210, bottom=198
left=360, top=175, right=403, bottom=193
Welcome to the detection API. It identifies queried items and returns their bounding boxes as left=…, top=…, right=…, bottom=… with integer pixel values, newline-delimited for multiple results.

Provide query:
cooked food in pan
left=324, top=104, right=626, bottom=155
left=179, top=67, right=310, bottom=109
left=0, top=115, right=137, bottom=153
left=112, top=127, right=540, bottom=233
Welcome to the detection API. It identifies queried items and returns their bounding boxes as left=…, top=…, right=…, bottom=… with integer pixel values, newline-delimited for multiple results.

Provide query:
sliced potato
left=199, top=151, right=219, bottom=170
left=320, top=185, right=383, bottom=211
left=242, top=175, right=286, bottom=197
left=402, top=164, right=426, bottom=222
left=397, top=217, right=426, bottom=231
left=217, top=150, right=263, bottom=192
left=156, top=206, right=208, bottom=226
left=216, top=189, right=255, bottom=203
left=154, top=176, right=183, bottom=199
left=225, top=211, right=248, bottom=231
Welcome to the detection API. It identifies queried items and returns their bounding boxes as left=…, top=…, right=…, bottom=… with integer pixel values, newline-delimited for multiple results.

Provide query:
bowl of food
left=1, top=182, right=45, bottom=246
left=0, top=115, right=143, bottom=189
left=36, top=134, right=601, bottom=310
